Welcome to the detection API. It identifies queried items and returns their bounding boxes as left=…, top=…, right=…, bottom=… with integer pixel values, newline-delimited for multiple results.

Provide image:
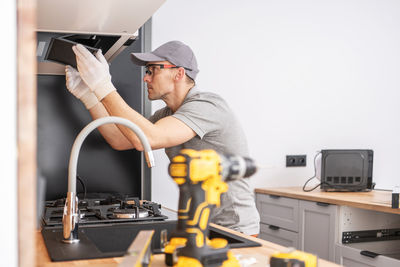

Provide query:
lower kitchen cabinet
left=256, top=193, right=337, bottom=261
left=335, top=241, right=400, bottom=267
left=256, top=193, right=300, bottom=249
left=259, top=223, right=299, bottom=248
left=299, top=200, right=338, bottom=262
left=255, top=188, right=400, bottom=267
left=256, top=193, right=299, bottom=232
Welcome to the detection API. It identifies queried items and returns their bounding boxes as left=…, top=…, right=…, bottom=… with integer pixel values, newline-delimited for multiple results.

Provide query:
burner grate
left=42, top=194, right=168, bottom=226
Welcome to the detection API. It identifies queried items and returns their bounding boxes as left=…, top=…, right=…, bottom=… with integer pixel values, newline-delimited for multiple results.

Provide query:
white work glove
left=72, top=44, right=116, bottom=101
left=65, top=65, right=99, bottom=110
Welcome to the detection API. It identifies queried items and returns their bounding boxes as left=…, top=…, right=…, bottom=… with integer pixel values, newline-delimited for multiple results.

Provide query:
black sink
left=42, top=220, right=261, bottom=262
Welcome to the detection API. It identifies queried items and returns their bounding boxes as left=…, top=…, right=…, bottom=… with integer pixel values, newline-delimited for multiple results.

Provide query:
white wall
left=151, top=0, right=400, bottom=209
left=0, top=1, right=17, bottom=266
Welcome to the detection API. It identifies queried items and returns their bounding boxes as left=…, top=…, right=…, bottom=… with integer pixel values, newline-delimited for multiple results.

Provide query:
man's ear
left=175, top=67, right=185, bottom=81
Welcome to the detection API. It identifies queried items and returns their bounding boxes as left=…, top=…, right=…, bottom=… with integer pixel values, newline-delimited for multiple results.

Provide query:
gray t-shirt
left=149, top=87, right=260, bottom=235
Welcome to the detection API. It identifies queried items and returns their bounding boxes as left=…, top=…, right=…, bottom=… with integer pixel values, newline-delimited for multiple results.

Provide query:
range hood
left=36, top=0, right=165, bottom=75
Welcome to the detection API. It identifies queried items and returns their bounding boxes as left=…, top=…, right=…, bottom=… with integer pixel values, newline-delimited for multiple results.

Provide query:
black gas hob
left=41, top=193, right=177, bottom=261
left=41, top=193, right=261, bottom=262
left=42, top=193, right=168, bottom=226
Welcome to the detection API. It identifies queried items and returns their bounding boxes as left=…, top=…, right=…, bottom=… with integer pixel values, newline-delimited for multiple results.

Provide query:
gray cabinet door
left=256, top=193, right=299, bottom=232
left=299, top=200, right=338, bottom=262
left=260, top=223, right=299, bottom=248
left=335, top=243, right=400, bottom=267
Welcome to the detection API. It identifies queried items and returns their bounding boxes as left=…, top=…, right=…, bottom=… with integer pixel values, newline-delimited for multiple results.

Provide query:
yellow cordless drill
left=164, top=149, right=257, bottom=267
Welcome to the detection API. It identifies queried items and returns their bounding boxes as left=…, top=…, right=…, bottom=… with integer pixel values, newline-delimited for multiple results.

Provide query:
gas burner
left=112, top=208, right=150, bottom=219
left=42, top=194, right=168, bottom=226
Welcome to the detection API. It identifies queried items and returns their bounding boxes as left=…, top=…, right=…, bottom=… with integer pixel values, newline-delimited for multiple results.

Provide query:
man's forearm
left=88, top=101, right=134, bottom=150
left=101, top=91, right=157, bottom=150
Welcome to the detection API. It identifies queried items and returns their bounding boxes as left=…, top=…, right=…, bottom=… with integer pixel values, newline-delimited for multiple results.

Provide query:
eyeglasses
left=144, top=64, right=192, bottom=76
left=145, top=64, right=178, bottom=76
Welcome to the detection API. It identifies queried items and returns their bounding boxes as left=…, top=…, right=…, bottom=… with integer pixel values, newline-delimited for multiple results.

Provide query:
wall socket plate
left=286, top=155, right=307, bottom=167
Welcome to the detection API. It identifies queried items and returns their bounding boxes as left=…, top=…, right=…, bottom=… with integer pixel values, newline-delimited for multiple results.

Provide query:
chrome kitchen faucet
left=62, top=116, right=155, bottom=244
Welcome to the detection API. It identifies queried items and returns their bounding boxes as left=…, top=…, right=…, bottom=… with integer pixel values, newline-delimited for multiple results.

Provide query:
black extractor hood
left=36, top=0, right=166, bottom=75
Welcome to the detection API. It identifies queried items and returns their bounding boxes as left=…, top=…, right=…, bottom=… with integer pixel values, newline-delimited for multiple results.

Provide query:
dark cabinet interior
left=37, top=25, right=151, bottom=202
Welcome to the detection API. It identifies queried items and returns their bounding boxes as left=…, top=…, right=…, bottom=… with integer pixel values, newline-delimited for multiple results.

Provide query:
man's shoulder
left=186, top=89, right=227, bottom=105
left=189, top=88, right=222, bottom=98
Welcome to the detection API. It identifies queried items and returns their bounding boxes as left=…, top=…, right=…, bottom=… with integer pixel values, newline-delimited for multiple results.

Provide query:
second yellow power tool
left=270, top=248, right=318, bottom=267
left=164, top=149, right=257, bottom=267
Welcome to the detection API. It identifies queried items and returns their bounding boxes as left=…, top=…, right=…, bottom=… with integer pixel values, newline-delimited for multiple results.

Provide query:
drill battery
left=270, top=248, right=317, bottom=267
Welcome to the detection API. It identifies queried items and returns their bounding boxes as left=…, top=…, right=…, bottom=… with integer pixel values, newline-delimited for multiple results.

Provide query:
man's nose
left=143, top=75, right=151, bottom=83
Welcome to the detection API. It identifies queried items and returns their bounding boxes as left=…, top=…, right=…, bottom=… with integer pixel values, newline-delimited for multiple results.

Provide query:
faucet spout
left=62, top=116, right=155, bottom=243
left=62, top=192, right=79, bottom=243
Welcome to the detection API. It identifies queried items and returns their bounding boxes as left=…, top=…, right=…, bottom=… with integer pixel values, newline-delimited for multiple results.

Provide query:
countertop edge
left=255, top=187, right=400, bottom=215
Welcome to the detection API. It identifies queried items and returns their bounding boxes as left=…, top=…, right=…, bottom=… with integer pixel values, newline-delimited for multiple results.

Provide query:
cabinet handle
left=269, top=225, right=280, bottom=230
left=269, top=195, right=281, bottom=199
left=360, top=250, right=380, bottom=258
left=316, top=202, right=330, bottom=207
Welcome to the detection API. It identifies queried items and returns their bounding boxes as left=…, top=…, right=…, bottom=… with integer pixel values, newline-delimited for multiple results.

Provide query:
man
left=65, top=40, right=260, bottom=236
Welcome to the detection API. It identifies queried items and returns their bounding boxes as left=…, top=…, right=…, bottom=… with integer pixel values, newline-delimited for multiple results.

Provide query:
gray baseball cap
left=131, top=40, right=199, bottom=80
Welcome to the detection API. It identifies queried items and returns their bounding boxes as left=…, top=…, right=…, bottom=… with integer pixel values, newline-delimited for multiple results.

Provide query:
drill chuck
left=221, top=154, right=258, bottom=181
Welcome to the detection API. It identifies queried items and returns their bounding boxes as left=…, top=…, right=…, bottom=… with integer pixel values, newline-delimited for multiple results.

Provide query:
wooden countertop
left=36, top=223, right=340, bottom=267
left=255, top=187, right=400, bottom=215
